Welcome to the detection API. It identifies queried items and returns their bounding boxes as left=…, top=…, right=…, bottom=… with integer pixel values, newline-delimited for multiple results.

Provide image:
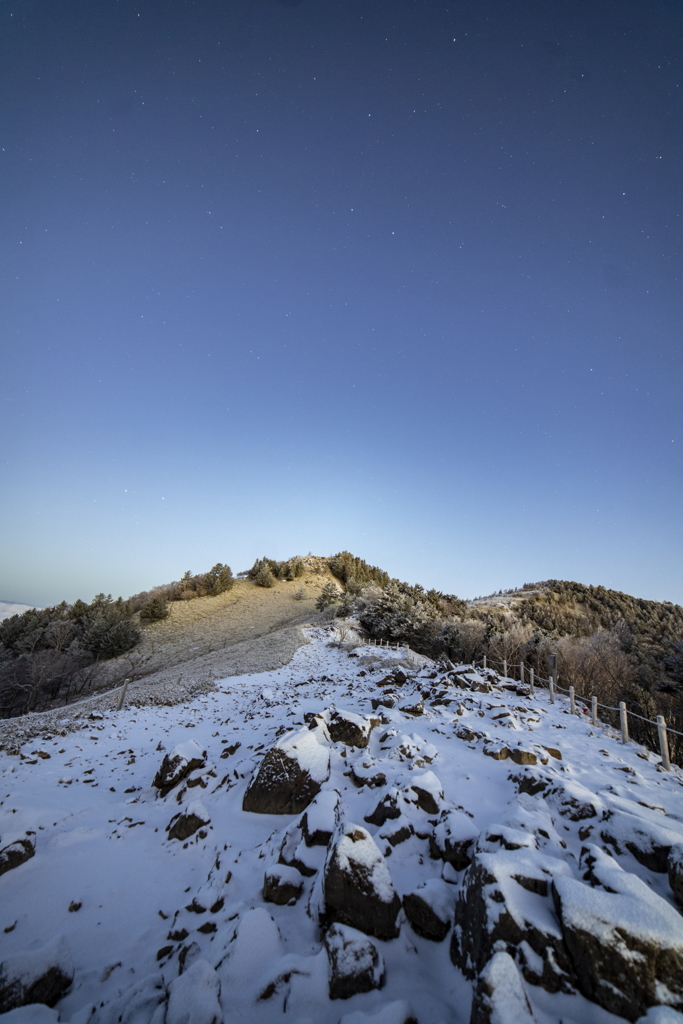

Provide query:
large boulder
left=242, top=728, right=330, bottom=814
left=470, top=951, right=536, bottom=1024
left=328, top=710, right=378, bottom=749
left=451, top=848, right=575, bottom=994
left=324, top=923, right=384, bottom=1000
left=553, top=845, right=683, bottom=1021
left=0, top=835, right=35, bottom=878
left=0, top=937, right=74, bottom=1014
left=153, top=740, right=206, bottom=797
left=403, top=879, right=456, bottom=941
left=324, top=824, right=401, bottom=940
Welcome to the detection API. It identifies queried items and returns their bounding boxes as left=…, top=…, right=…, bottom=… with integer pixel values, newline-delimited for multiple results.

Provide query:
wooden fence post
left=592, top=696, right=598, bottom=727
left=619, top=702, right=629, bottom=744
left=483, top=655, right=487, bottom=671
left=529, top=667, right=534, bottom=697
left=117, top=679, right=130, bottom=712
left=503, top=659, right=507, bottom=679
left=657, top=716, right=671, bottom=771
left=549, top=674, right=555, bottom=704
left=569, top=686, right=575, bottom=716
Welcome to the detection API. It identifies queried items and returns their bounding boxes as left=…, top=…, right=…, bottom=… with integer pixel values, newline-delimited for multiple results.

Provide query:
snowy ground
left=1, top=626, right=682, bottom=1024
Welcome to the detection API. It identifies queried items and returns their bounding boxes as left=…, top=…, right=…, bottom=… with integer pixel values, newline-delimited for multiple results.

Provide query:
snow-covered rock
left=327, top=709, right=378, bottom=749
left=242, top=727, right=330, bottom=814
left=0, top=937, right=74, bottom=1014
left=428, top=809, right=479, bottom=870
left=403, top=878, right=457, bottom=941
left=339, top=1002, right=417, bottom=1024
left=167, top=799, right=210, bottom=841
left=601, top=806, right=683, bottom=873
left=324, top=923, right=384, bottom=1000
left=451, top=848, right=575, bottom=993
left=470, top=951, right=536, bottom=1024
left=324, top=824, right=401, bottom=940
left=300, top=789, right=341, bottom=847
left=0, top=835, right=35, bottom=878
left=553, top=845, right=683, bottom=1020
left=90, top=972, right=166, bottom=1024
left=263, top=863, right=304, bottom=905
left=152, top=739, right=206, bottom=797
left=0, top=1007, right=60, bottom=1023
left=166, top=959, right=222, bottom=1024
left=669, top=843, right=683, bottom=908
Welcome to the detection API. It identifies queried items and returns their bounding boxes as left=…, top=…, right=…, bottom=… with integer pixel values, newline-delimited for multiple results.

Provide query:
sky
left=1, top=0, right=682, bottom=609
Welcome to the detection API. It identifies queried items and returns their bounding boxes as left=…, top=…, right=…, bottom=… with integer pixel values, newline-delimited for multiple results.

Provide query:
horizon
left=2, top=1, right=681, bottom=609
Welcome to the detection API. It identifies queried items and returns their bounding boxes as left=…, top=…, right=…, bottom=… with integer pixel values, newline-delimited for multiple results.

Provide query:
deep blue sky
left=1, top=0, right=682, bottom=608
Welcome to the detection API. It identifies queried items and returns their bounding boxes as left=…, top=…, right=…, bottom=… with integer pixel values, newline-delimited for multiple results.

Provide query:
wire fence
left=469, top=655, right=681, bottom=771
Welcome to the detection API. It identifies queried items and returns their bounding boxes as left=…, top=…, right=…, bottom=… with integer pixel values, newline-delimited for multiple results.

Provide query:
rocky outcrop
left=242, top=728, right=330, bottom=814
left=451, top=848, right=575, bottom=994
left=167, top=801, right=210, bottom=841
left=403, top=879, right=456, bottom=941
left=328, top=709, right=378, bottom=748
left=0, top=937, right=74, bottom=1014
left=324, top=824, right=401, bottom=940
left=153, top=740, right=206, bottom=797
left=553, top=845, right=683, bottom=1021
left=0, top=834, right=35, bottom=877
left=470, top=951, right=536, bottom=1024
left=324, top=923, right=384, bottom=1000
left=263, top=864, right=304, bottom=905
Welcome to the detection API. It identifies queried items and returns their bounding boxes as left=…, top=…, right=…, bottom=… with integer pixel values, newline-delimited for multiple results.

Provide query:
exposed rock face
left=300, top=790, right=341, bottom=847
left=403, top=879, right=456, bottom=941
left=429, top=810, right=479, bottom=870
left=263, top=864, right=304, bottom=905
left=328, top=709, right=378, bottom=749
left=324, top=824, right=401, bottom=940
left=153, top=740, right=206, bottom=797
left=670, top=844, right=683, bottom=908
left=451, top=849, right=575, bottom=994
left=347, top=763, right=387, bottom=789
left=398, top=697, right=423, bottom=717
left=0, top=834, right=35, bottom=877
left=553, top=845, right=683, bottom=1021
left=324, top=923, right=384, bottom=1000
left=167, top=801, right=210, bottom=841
left=470, top=951, right=536, bottom=1024
left=508, top=747, right=538, bottom=766
left=242, top=728, right=330, bottom=815
left=0, top=937, right=74, bottom=1013
left=547, top=779, right=602, bottom=822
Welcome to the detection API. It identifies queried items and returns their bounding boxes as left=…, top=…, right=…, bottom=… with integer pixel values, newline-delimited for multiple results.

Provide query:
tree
left=139, top=595, right=170, bottom=621
left=316, top=582, right=341, bottom=611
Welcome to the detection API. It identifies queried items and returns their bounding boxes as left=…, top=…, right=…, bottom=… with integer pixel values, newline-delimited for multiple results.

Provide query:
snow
left=478, top=951, right=534, bottom=1023
left=277, top=728, right=330, bottom=783
left=169, top=740, right=206, bottom=764
left=331, top=825, right=397, bottom=905
left=166, top=959, right=221, bottom=1024
left=1, top=624, right=683, bottom=1024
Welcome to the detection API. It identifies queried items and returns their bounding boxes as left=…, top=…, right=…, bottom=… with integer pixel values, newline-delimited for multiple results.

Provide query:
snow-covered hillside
left=1, top=626, right=683, bottom=1024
